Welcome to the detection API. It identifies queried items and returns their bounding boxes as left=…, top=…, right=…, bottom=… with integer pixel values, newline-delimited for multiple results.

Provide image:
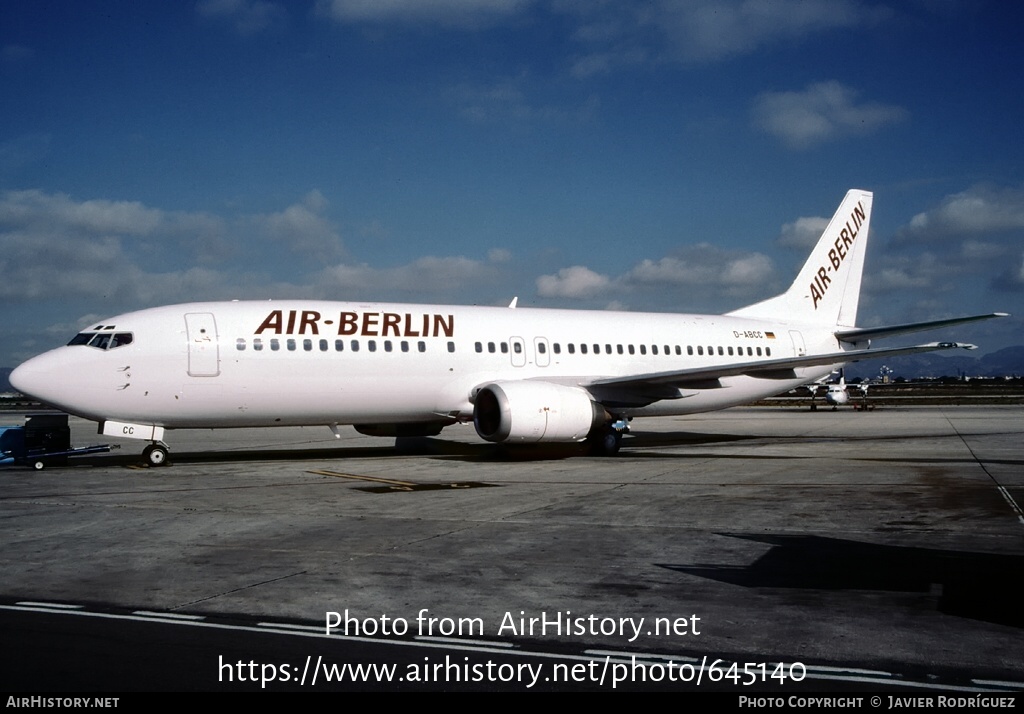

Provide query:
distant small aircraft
left=10, top=189, right=1007, bottom=464
left=804, top=369, right=870, bottom=410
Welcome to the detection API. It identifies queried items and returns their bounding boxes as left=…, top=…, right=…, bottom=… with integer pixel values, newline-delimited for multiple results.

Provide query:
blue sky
left=1, top=0, right=1022, bottom=367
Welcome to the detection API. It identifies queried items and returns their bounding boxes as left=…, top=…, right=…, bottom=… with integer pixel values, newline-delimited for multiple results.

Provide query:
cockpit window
left=67, top=331, right=134, bottom=350
left=67, top=333, right=93, bottom=346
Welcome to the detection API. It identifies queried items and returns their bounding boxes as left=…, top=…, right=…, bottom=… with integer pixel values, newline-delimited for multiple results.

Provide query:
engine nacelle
left=473, top=381, right=606, bottom=444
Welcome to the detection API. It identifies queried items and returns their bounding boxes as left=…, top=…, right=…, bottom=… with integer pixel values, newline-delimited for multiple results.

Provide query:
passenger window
left=447, top=341, right=455, bottom=353
left=271, top=339, right=280, bottom=351
left=488, top=342, right=496, bottom=353
left=640, top=345, right=647, bottom=355
left=287, top=339, right=296, bottom=351
left=236, top=338, right=246, bottom=351
left=756, top=347, right=762, bottom=356
left=513, top=342, right=522, bottom=354
left=718, top=346, right=724, bottom=356
left=384, top=341, right=393, bottom=352
left=319, top=339, right=328, bottom=351
left=368, top=340, right=377, bottom=352
left=581, top=344, right=588, bottom=354
left=553, top=344, right=561, bottom=354
left=728, top=346, right=733, bottom=356
left=628, top=345, right=635, bottom=355
left=401, top=341, right=409, bottom=353
left=747, top=347, right=753, bottom=356
left=335, top=339, right=344, bottom=351
left=687, top=346, right=693, bottom=355
left=475, top=342, right=483, bottom=353
left=501, top=342, right=509, bottom=353
left=593, top=343, right=599, bottom=354
left=303, top=339, right=313, bottom=351
left=617, top=345, right=623, bottom=354
left=418, top=341, right=426, bottom=352
left=652, top=345, right=659, bottom=355
left=697, top=346, right=703, bottom=355
left=766, top=347, right=771, bottom=356
left=568, top=344, right=575, bottom=354
left=254, top=338, right=263, bottom=352
left=538, top=343, right=547, bottom=354
left=351, top=340, right=360, bottom=352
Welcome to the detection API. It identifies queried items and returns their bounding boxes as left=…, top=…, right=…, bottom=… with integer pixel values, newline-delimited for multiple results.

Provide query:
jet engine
left=473, top=381, right=606, bottom=443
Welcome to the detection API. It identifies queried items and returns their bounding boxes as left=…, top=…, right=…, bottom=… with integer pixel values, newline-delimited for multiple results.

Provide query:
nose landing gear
left=142, top=442, right=170, bottom=467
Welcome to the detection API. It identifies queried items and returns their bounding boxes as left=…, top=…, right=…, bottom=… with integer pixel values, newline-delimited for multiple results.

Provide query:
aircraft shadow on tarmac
left=65, top=430, right=768, bottom=467
left=660, top=533, right=1024, bottom=628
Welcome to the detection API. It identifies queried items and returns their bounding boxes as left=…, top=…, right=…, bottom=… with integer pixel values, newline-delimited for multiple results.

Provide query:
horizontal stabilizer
left=836, top=313, right=1008, bottom=343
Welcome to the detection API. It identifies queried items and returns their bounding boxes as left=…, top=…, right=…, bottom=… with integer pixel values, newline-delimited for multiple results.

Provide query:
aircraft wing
left=585, top=341, right=977, bottom=393
left=835, top=313, right=1007, bottom=344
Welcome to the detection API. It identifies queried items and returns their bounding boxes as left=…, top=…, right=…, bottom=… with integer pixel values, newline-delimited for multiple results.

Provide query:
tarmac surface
left=2, top=405, right=1022, bottom=691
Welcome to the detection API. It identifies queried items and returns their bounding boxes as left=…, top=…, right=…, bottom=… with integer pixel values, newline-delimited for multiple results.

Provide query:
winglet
left=508, top=297, right=518, bottom=308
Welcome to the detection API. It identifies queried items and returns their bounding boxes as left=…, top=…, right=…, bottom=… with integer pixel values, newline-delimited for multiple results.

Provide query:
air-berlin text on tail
left=810, top=200, right=866, bottom=309
left=254, top=309, right=455, bottom=337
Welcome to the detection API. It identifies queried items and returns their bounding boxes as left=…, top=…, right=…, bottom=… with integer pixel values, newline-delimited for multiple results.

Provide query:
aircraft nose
left=10, top=353, right=62, bottom=404
left=9, top=356, right=48, bottom=401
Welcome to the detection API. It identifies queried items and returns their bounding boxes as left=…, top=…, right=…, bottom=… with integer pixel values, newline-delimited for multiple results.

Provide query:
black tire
left=143, top=444, right=169, bottom=467
left=588, top=428, right=622, bottom=456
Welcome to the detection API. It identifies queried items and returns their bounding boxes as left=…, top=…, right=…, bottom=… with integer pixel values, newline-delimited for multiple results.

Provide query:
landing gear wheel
left=588, top=427, right=622, bottom=456
left=143, top=444, right=169, bottom=467
left=600, top=430, right=622, bottom=456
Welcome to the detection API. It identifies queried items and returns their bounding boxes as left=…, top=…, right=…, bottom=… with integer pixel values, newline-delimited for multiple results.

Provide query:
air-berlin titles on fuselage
left=254, top=309, right=455, bottom=338
left=810, top=199, right=866, bottom=309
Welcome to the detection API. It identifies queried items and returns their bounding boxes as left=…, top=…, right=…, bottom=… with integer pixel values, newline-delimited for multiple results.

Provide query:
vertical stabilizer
left=728, top=189, right=872, bottom=327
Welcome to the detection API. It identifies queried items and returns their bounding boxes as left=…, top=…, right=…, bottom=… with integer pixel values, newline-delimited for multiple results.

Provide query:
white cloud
left=254, top=190, right=344, bottom=263
left=960, top=240, right=1007, bottom=261
left=536, top=244, right=775, bottom=304
left=0, top=189, right=336, bottom=304
left=560, top=0, right=888, bottom=74
left=196, top=0, right=287, bottom=35
left=752, top=81, right=908, bottom=149
left=315, top=251, right=512, bottom=299
left=902, top=184, right=1024, bottom=239
left=778, top=215, right=828, bottom=249
left=488, top=247, right=512, bottom=263
left=0, top=189, right=163, bottom=236
left=624, top=244, right=773, bottom=294
left=316, top=0, right=532, bottom=29
left=652, top=0, right=872, bottom=62
left=536, top=265, right=611, bottom=298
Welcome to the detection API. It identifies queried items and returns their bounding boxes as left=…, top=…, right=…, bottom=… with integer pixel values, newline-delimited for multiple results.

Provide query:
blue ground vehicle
left=0, top=415, right=112, bottom=470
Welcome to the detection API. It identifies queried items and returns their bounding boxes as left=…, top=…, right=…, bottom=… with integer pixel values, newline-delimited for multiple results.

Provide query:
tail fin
left=728, top=189, right=872, bottom=327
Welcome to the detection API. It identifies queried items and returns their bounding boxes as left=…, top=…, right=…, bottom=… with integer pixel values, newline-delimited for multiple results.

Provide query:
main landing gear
left=142, top=442, right=170, bottom=467
left=587, top=417, right=630, bottom=456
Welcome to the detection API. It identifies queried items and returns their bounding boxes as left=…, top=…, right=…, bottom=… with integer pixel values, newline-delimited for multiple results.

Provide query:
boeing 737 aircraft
left=9, top=190, right=1006, bottom=464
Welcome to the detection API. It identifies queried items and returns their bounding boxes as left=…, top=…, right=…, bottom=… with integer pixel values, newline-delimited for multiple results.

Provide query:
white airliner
left=9, top=190, right=1006, bottom=465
